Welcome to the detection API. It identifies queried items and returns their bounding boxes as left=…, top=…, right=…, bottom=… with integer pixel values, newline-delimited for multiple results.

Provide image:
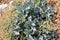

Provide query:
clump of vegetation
left=11, top=0, right=57, bottom=40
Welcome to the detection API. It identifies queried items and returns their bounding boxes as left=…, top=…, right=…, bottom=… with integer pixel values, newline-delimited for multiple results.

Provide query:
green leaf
left=18, top=13, right=24, bottom=18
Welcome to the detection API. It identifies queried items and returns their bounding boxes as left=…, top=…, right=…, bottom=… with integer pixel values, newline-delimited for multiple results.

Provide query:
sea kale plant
left=11, top=0, right=57, bottom=40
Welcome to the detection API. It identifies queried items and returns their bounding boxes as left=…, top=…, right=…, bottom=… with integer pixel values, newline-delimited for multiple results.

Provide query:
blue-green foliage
left=12, top=0, right=57, bottom=40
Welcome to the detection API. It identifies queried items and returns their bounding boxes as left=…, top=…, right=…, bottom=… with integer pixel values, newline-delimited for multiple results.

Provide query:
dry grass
left=0, top=4, right=17, bottom=40
left=47, top=0, right=60, bottom=40
left=0, top=0, right=27, bottom=40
